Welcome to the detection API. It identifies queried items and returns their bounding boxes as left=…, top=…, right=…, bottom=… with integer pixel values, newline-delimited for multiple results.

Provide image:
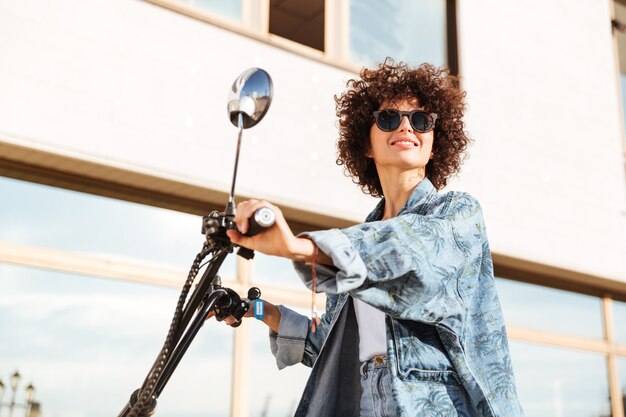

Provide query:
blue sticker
left=253, top=299, right=264, bottom=320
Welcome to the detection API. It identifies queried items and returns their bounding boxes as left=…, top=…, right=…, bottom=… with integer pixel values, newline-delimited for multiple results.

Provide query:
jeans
left=359, top=355, right=397, bottom=417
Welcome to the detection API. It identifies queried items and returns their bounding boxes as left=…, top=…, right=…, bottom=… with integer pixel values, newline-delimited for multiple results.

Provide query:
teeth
left=394, top=140, right=416, bottom=146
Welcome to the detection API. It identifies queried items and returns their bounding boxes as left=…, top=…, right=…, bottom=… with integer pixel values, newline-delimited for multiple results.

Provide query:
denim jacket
left=269, top=178, right=524, bottom=417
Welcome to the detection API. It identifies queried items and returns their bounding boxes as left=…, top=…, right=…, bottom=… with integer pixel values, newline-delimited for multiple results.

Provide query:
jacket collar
left=365, top=177, right=437, bottom=222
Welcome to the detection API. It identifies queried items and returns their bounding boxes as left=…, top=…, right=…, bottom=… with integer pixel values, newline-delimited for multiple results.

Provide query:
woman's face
left=368, top=98, right=434, bottom=172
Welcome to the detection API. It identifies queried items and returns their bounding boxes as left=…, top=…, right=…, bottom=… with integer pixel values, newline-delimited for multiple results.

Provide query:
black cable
left=128, top=241, right=214, bottom=417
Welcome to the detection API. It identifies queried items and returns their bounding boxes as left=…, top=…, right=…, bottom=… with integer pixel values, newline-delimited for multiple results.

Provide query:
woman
left=223, top=60, right=524, bottom=417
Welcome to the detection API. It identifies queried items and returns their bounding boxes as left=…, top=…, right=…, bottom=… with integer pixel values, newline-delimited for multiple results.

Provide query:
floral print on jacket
left=269, top=178, right=524, bottom=417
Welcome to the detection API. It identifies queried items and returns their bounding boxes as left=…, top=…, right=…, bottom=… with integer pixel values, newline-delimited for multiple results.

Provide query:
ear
left=429, top=152, right=434, bottom=159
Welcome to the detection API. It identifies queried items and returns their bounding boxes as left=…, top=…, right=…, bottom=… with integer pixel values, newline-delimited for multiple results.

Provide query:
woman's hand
left=226, top=199, right=313, bottom=261
left=206, top=299, right=281, bottom=333
left=205, top=301, right=254, bottom=326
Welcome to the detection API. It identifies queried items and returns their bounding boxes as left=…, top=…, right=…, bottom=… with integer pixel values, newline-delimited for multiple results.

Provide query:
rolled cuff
left=269, top=305, right=310, bottom=370
left=293, top=229, right=368, bottom=294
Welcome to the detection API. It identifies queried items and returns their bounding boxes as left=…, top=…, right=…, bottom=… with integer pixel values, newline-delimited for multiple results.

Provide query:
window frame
left=143, top=0, right=460, bottom=76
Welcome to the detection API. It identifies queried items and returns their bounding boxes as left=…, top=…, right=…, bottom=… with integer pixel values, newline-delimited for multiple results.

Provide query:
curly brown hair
left=335, top=59, right=470, bottom=195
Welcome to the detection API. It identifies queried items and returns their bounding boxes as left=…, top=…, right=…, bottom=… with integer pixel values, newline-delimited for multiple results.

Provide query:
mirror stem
left=226, top=112, right=245, bottom=216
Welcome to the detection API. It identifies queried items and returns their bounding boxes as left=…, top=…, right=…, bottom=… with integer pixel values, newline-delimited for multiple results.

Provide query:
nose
left=398, top=114, right=413, bottom=132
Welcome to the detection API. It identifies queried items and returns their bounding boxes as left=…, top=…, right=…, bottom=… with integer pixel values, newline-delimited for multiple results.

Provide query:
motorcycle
left=118, top=68, right=276, bottom=417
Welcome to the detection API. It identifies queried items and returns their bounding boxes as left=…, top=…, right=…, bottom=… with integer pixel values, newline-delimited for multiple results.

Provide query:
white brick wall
left=456, top=0, right=626, bottom=281
left=0, top=0, right=624, bottom=281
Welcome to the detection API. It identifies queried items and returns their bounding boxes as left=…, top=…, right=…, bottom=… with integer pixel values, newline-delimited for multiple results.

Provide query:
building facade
left=0, top=0, right=625, bottom=416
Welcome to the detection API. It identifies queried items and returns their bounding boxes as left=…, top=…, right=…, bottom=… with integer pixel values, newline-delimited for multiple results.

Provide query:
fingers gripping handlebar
left=201, top=207, right=275, bottom=261
left=202, top=207, right=275, bottom=237
left=213, top=287, right=262, bottom=327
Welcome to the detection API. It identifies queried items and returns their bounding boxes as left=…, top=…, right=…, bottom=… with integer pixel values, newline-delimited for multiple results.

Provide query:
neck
left=378, top=166, right=425, bottom=220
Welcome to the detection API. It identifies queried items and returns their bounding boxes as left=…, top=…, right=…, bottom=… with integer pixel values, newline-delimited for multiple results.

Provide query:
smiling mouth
left=390, top=138, right=419, bottom=146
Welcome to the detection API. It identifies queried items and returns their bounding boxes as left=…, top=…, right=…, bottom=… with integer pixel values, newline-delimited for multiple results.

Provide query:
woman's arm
left=224, top=199, right=332, bottom=265
left=293, top=193, right=486, bottom=334
left=270, top=303, right=335, bottom=369
left=223, top=193, right=483, bottom=333
left=208, top=298, right=334, bottom=369
left=256, top=300, right=281, bottom=334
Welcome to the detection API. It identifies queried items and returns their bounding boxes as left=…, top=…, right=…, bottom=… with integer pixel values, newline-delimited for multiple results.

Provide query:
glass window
left=179, top=0, right=242, bottom=23
left=252, top=252, right=305, bottom=289
left=269, top=0, right=325, bottom=51
left=0, top=176, right=236, bottom=278
left=613, top=299, right=626, bottom=345
left=495, top=277, right=604, bottom=339
left=0, top=263, right=233, bottom=417
left=349, top=0, right=447, bottom=67
left=247, top=305, right=310, bottom=417
left=509, top=341, right=610, bottom=417
left=617, top=356, right=626, bottom=415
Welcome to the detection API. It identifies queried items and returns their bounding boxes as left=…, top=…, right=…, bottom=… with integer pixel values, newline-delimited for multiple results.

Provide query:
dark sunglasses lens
left=376, top=110, right=400, bottom=131
left=410, top=112, right=430, bottom=131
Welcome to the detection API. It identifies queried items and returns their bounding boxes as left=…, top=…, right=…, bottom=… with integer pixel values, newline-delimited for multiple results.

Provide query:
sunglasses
left=372, top=109, right=438, bottom=133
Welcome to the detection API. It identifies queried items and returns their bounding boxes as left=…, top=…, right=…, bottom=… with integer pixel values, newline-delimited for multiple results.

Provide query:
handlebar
left=244, top=207, right=276, bottom=236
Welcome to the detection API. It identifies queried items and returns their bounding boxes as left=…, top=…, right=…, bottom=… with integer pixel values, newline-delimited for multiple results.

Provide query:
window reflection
left=613, top=300, right=626, bottom=345
left=252, top=252, right=305, bottom=289
left=0, top=264, right=233, bottom=417
left=349, top=0, right=447, bottom=67
left=509, top=341, right=610, bottom=417
left=495, top=277, right=603, bottom=339
left=617, top=357, right=626, bottom=415
left=247, top=305, right=310, bottom=417
left=0, top=177, right=236, bottom=279
left=178, top=0, right=242, bottom=23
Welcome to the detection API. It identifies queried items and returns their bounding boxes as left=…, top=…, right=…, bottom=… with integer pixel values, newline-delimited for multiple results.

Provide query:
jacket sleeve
left=293, top=193, right=484, bottom=334
left=269, top=296, right=339, bottom=369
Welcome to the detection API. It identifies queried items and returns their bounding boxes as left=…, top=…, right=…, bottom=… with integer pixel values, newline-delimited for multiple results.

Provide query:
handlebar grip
left=245, top=207, right=276, bottom=237
left=247, top=287, right=261, bottom=300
